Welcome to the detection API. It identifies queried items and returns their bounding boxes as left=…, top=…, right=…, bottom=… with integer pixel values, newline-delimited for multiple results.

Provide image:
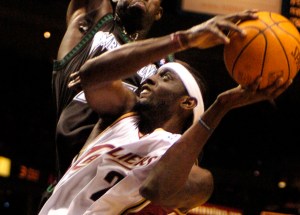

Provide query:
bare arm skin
left=57, top=0, right=113, bottom=60
left=68, top=10, right=259, bottom=115
left=140, top=77, right=292, bottom=211
left=68, top=9, right=293, bottom=211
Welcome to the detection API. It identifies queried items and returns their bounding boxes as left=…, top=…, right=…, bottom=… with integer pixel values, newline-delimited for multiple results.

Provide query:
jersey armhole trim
left=53, top=13, right=114, bottom=70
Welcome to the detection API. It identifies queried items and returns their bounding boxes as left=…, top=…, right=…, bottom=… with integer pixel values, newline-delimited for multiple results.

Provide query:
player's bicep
left=84, top=80, right=136, bottom=116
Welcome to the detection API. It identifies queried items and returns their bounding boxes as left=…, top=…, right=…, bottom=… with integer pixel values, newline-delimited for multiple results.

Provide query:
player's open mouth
left=140, top=89, right=150, bottom=95
left=139, top=85, right=151, bottom=97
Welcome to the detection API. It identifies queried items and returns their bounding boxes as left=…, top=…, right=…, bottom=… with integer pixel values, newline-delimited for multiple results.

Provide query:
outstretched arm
left=68, top=10, right=259, bottom=116
left=67, top=8, right=293, bottom=211
left=139, top=77, right=292, bottom=211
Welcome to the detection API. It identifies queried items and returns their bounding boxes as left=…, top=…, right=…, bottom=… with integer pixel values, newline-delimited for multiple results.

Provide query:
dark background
left=0, top=0, right=299, bottom=214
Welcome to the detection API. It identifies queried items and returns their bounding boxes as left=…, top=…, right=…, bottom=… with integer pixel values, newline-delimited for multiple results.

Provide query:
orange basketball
left=224, top=11, right=300, bottom=88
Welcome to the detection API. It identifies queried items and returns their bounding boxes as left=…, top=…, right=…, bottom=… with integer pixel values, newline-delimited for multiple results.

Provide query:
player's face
left=116, top=0, right=162, bottom=31
left=138, top=69, right=187, bottom=110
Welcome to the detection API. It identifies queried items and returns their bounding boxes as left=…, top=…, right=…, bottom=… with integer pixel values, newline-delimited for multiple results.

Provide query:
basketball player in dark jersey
left=53, top=0, right=171, bottom=178
left=38, top=0, right=172, bottom=209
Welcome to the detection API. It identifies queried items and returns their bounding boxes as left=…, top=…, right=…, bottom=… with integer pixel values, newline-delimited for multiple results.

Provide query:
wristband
left=199, top=117, right=211, bottom=131
left=170, top=33, right=188, bottom=50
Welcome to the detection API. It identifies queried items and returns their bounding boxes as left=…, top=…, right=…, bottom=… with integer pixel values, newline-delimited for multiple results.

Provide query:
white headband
left=158, top=62, right=204, bottom=124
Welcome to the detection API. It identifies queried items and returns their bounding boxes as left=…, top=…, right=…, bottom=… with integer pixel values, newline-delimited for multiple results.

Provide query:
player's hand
left=68, top=71, right=81, bottom=89
left=216, top=76, right=293, bottom=111
left=184, top=9, right=258, bottom=49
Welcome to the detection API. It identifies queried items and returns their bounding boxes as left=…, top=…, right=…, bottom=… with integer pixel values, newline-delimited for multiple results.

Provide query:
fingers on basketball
left=224, top=11, right=300, bottom=89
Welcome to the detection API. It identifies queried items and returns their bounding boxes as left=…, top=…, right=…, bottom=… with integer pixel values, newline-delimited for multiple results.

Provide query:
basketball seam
left=266, top=24, right=291, bottom=80
left=232, top=14, right=296, bottom=85
left=264, top=12, right=300, bottom=80
left=276, top=24, right=300, bottom=44
left=225, top=12, right=300, bottom=88
left=270, top=15, right=300, bottom=48
left=231, top=28, right=264, bottom=80
left=250, top=14, right=290, bottom=82
left=261, top=31, right=268, bottom=80
left=271, top=12, right=300, bottom=79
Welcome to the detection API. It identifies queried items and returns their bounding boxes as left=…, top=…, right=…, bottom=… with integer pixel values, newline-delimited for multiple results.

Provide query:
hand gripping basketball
left=224, top=11, right=300, bottom=89
left=184, top=9, right=258, bottom=49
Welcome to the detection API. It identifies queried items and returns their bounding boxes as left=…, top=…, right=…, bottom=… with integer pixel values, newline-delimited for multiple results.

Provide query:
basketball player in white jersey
left=39, top=9, right=292, bottom=215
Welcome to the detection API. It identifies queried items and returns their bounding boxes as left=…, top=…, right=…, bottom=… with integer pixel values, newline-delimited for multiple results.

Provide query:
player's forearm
left=139, top=98, right=228, bottom=206
left=79, top=32, right=185, bottom=86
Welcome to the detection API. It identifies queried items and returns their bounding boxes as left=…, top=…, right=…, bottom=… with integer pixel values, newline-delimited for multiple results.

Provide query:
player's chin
left=138, top=96, right=150, bottom=103
left=128, top=0, right=147, bottom=13
left=127, top=4, right=146, bottom=18
left=133, top=99, right=152, bottom=113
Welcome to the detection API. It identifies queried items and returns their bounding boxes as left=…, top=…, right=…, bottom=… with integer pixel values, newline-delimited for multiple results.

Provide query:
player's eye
left=159, top=71, right=172, bottom=81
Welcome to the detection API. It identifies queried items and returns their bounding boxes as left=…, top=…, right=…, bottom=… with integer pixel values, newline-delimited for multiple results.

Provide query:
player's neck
left=138, top=115, right=183, bottom=135
left=114, top=13, right=149, bottom=41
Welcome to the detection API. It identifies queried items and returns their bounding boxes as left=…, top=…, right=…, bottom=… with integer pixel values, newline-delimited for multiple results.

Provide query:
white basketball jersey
left=39, top=113, right=182, bottom=215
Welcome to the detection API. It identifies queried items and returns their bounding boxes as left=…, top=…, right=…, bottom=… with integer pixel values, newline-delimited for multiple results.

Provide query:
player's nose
left=143, top=74, right=158, bottom=86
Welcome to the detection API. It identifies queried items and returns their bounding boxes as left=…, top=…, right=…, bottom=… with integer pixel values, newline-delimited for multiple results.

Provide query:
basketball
left=223, top=11, right=300, bottom=88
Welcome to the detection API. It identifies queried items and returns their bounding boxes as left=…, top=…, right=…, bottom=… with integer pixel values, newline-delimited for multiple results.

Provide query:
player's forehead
left=157, top=67, right=181, bottom=79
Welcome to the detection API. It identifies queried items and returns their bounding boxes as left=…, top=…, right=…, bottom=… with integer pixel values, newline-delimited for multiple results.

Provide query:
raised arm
left=139, top=78, right=292, bottom=211
left=67, top=9, right=293, bottom=211
left=68, top=10, right=259, bottom=116
left=58, top=0, right=113, bottom=60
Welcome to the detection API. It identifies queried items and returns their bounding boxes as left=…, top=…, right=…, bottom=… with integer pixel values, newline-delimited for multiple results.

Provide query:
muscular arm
left=68, top=9, right=270, bottom=210
left=139, top=78, right=292, bottom=211
left=139, top=96, right=227, bottom=211
left=77, top=34, right=183, bottom=115
left=67, top=9, right=260, bottom=121
left=57, top=0, right=113, bottom=60
left=66, top=8, right=293, bottom=211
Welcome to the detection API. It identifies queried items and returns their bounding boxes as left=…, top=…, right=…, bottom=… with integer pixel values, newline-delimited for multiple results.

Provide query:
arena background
left=0, top=0, right=299, bottom=214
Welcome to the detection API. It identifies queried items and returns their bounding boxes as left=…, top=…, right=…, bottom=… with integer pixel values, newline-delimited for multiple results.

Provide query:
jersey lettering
left=90, top=31, right=120, bottom=54
left=107, top=146, right=159, bottom=169
left=137, top=64, right=157, bottom=83
left=71, top=145, right=159, bottom=174
left=71, top=144, right=115, bottom=171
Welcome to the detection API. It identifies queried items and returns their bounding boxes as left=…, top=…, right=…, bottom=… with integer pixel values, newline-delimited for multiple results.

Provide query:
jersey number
left=90, top=171, right=124, bottom=201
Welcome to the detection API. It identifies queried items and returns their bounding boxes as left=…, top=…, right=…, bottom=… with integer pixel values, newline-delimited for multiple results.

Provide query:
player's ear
left=180, top=96, right=197, bottom=110
left=155, top=7, right=163, bottom=21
